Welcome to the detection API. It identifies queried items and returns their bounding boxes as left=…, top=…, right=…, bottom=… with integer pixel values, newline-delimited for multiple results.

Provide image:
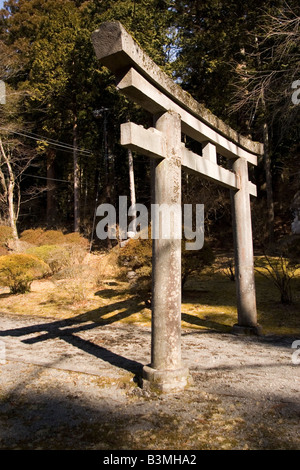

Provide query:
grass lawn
left=0, top=254, right=299, bottom=337
left=181, top=270, right=300, bottom=336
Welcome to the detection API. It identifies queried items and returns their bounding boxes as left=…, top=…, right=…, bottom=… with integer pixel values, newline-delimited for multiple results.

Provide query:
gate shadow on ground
left=181, top=311, right=232, bottom=333
left=181, top=287, right=236, bottom=333
left=0, top=294, right=147, bottom=376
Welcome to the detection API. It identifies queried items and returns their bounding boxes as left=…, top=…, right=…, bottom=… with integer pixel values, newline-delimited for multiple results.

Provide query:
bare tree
left=0, top=39, right=48, bottom=238
left=73, top=114, right=80, bottom=232
left=231, top=5, right=300, bottom=125
left=0, top=137, right=19, bottom=238
left=128, top=148, right=137, bottom=233
left=0, top=131, right=46, bottom=240
left=230, top=4, right=300, bottom=243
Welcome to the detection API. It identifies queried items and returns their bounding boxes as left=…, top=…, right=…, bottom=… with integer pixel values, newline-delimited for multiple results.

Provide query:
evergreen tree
left=0, top=0, right=172, bottom=236
left=170, top=0, right=299, bottom=245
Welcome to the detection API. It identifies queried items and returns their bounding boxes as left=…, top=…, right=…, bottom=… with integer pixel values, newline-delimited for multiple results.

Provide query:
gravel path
left=0, top=312, right=299, bottom=450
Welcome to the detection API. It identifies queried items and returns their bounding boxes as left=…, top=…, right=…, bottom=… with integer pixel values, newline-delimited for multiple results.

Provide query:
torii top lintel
left=91, top=21, right=263, bottom=165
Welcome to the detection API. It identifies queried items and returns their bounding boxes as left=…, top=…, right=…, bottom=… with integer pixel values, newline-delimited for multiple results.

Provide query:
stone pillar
left=142, top=110, right=190, bottom=392
left=202, top=141, right=217, bottom=164
left=230, top=157, right=261, bottom=335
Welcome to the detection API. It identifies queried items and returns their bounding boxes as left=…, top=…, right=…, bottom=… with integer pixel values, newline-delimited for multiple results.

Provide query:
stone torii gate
left=92, top=22, right=263, bottom=392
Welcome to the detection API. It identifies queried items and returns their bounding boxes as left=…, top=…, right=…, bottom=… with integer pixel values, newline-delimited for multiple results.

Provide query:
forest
left=0, top=0, right=299, bottom=317
left=0, top=0, right=298, bottom=238
left=0, top=0, right=300, bottom=452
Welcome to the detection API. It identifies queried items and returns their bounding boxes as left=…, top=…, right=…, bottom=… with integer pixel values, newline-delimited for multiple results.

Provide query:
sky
left=0, top=1, right=4, bottom=10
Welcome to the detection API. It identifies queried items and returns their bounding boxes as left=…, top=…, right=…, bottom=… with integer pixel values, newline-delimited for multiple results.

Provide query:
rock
left=127, top=271, right=136, bottom=280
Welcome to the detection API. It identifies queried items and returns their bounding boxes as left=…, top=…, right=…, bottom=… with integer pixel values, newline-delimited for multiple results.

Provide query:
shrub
left=118, top=237, right=152, bottom=271
left=20, top=229, right=88, bottom=255
left=37, top=229, right=65, bottom=245
left=181, top=241, right=215, bottom=289
left=0, top=226, right=14, bottom=246
left=19, top=228, right=46, bottom=245
left=58, top=269, right=89, bottom=303
left=20, top=228, right=65, bottom=246
left=96, top=246, right=125, bottom=285
left=63, top=243, right=87, bottom=265
left=26, top=245, right=71, bottom=274
left=0, top=246, right=9, bottom=257
left=223, top=259, right=235, bottom=281
left=117, top=237, right=215, bottom=304
left=20, top=228, right=90, bottom=247
left=64, top=232, right=89, bottom=249
left=255, top=253, right=298, bottom=304
left=286, top=237, right=300, bottom=265
left=129, top=265, right=152, bottom=306
left=0, top=253, right=50, bottom=294
left=19, top=230, right=89, bottom=274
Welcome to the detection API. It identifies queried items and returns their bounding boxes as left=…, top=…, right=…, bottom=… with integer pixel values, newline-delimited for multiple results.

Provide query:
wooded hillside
left=0, top=0, right=299, bottom=250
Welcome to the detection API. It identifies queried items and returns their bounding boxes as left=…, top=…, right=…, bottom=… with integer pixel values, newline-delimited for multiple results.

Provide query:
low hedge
left=0, top=253, right=50, bottom=294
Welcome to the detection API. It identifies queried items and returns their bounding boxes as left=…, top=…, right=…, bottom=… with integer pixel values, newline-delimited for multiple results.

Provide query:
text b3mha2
left=102, top=453, right=197, bottom=467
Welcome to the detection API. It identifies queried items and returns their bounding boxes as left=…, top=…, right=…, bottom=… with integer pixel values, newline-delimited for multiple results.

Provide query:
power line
left=22, top=173, right=72, bottom=184
left=0, top=128, right=82, bottom=155
left=0, top=127, right=93, bottom=156
left=19, top=128, right=93, bottom=154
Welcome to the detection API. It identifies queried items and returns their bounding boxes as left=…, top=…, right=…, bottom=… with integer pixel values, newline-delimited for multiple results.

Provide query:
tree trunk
left=255, top=36, right=275, bottom=245
left=46, top=148, right=56, bottom=226
left=7, top=178, right=18, bottom=240
left=261, top=101, right=275, bottom=245
left=73, top=116, right=80, bottom=232
left=263, top=121, right=274, bottom=243
left=103, top=111, right=112, bottom=249
left=128, top=148, right=136, bottom=233
left=0, top=138, right=18, bottom=240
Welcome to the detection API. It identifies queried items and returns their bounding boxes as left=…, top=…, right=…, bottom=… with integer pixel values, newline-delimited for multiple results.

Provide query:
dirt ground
left=0, top=308, right=299, bottom=451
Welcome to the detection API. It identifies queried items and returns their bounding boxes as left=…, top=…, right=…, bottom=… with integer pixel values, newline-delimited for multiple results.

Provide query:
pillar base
left=232, top=323, right=262, bottom=336
left=142, top=365, right=191, bottom=393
